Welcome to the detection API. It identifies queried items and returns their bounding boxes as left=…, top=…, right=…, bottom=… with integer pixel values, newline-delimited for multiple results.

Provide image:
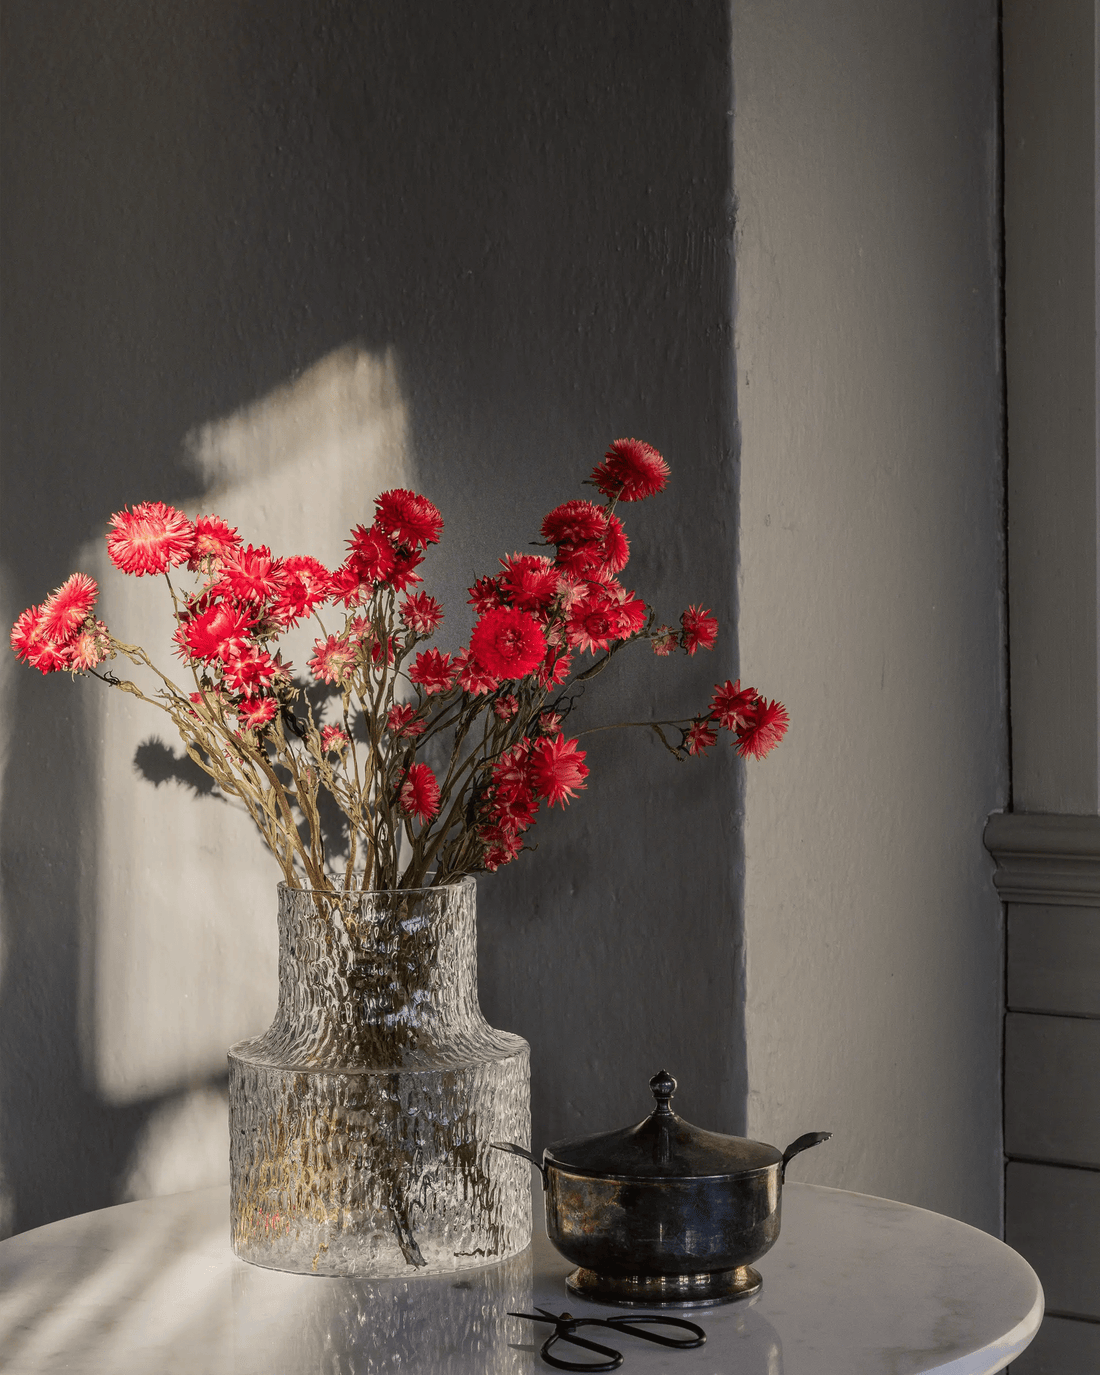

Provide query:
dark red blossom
left=590, top=438, right=669, bottom=502
left=386, top=703, right=426, bottom=738
left=107, top=502, right=194, bottom=577
left=735, top=698, right=790, bottom=760
left=238, top=696, right=278, bottom=730
left=710, top=679, right=757, bottom=731
left=680, top=604, right=718, bottom=656
left=387, top=546, right=425, bottom=592
left=272, top=556, right=332, bottom=627
left=567, top=583, right=647, bottom=654
left=499, top=554, right=560, bottom=612
left=181, top=602, right=256, bottom=663
left=685, top=720, right=718, bottom=756
left=399, top=592, right=444, bottom=635
left=347, top=524, right=397, bottom=585
left=409, top=647, right=455, bottom=694
left=468, top=575, right=506, bottom=613
left=529, top=735, right=588, bottom=807
left=469, top=607, right=547, bottom=680
left=399, top=762, right=440, bottom=822
left=222, top=647, right=277, bottom=697
left=220, top=545, right=285, bottom=605
left=374, top=490, right=444, bottom=549
left=454, top=647, right=501, bottom=696
left=39, top=573, right=98, bottom=643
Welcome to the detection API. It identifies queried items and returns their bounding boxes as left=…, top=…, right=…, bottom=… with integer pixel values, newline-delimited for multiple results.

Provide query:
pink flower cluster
left=9, top=437, right=789, bottom=885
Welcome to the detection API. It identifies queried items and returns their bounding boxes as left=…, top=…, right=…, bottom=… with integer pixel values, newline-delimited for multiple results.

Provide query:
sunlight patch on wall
left=86, top=345, right=412, bottom=1105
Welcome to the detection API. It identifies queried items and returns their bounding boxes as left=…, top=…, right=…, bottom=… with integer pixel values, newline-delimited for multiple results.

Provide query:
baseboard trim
left=984, top=813, right=1100, bottom=905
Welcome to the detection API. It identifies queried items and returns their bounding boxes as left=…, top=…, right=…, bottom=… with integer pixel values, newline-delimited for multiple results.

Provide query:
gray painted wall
left=731, top=1, right=1006, bottom=1231
left=1, top=0, right=1007, bottom=1241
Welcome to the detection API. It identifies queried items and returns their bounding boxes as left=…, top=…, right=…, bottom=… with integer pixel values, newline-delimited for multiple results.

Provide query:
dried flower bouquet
left=11, top=439, right=788, bottom=893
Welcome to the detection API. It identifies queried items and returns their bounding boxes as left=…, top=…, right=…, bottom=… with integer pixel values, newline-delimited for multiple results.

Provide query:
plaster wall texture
left=731, top=2, right=1007, bottom=1230
left=0, top=0, right=1007, bottom=1241
left=1004, top=0, right=1100, bottom=813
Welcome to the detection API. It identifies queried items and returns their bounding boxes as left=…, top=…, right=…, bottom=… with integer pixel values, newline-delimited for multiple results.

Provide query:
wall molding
left=984, top=813, right=1100, bottom=906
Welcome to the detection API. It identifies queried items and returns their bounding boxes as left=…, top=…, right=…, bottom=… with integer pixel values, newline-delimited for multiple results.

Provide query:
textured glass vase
left=228, top=877, right=531, bottom=1276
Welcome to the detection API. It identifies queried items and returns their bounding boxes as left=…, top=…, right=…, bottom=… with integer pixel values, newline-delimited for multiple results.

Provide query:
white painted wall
left=732, top=1, right=1007, bottom=1230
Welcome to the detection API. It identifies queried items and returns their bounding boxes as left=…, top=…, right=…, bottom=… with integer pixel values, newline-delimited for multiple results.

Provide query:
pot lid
left=543, top=1070, right=784, bottom=1180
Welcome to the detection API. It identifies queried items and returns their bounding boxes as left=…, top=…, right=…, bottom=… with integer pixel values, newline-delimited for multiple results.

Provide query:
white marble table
left=0, top=1183, right=1042, bottom=1374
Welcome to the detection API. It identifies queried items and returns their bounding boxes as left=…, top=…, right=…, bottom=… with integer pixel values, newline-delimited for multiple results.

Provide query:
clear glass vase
left=228, top=876, right=531, bottom=1276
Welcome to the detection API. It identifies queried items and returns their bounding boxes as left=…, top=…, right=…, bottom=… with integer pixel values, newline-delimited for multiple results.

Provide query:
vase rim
left=277, top=874, right=475, bottom=898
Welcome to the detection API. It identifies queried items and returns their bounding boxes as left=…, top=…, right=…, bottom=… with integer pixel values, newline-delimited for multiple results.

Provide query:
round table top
left=0, top=1182, right=1042, bottom=1375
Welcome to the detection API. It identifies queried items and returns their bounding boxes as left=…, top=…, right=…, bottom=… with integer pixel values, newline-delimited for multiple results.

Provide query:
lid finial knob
left=649, top=1069, right=677, bottom=1115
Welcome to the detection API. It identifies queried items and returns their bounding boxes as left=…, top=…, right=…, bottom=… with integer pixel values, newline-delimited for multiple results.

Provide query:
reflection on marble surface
left=0, top=1183, right=1042, bottom=1374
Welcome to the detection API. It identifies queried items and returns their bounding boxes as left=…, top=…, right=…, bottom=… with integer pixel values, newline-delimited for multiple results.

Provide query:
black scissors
left=508, top=1306, right=706, bottom=1371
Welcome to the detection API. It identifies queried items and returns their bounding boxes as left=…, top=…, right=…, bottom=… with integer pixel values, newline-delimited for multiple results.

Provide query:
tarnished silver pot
left=495, top=1070, right=830, bottom=1307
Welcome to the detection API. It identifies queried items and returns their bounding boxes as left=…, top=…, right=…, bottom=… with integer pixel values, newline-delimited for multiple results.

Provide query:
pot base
left=565, top=1263, right=763, bottom=1308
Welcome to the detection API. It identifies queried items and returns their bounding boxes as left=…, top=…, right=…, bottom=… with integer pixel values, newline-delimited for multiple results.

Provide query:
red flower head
left=469, top=607, right=548, bottom=680
left=710, top=679, right=757, bottom=731
left=309, top=634, right=357, bottom=685
left=493, top=694, right=519, bottom=721
left=537, top=645, right=574, bottom=688
left=320, top=724, right=350, bottom=753
left=222, top=647, right=277, bottom=697
left=272, top=556, right=333, bottom=627
left=237, top=696, right=278, bottom=731
left=479, top=829, right=524, bottom=872
left=541, top=500, right=629, bottom=576
left=374, top=489, right=444, bottom=549
left=454, top=647, right=501, bottom=696
left=735, top=698, right=790, bottom=760
left=39, top=573, right=98, bottom=643
left=590, top=438, right=670, bottom=502
left=106, top=502, right=194, bottom=577
left=386, top=703, right=426, bottom=738
left=685, top=719, right=718, bottom=755
left=651, top=625, right=678, bottom=656
left=529, top=735, right=589, bottom=808
left=399, top=592, right=444, bottom=636
left=490, top=740, right=532, bottom=801
left=187, top=515, right=241, bottom=572
left=468, top=575, right=507, bottom=613
left=387, top=546, right=425, bottom=592
left=567, top=582, right=647, bottom=654
left=680, top=604, right=718, bottom=656
left=180, top=602, right=256, bottom=664
left=347, top=524, right=397, bottom=585
left=499, top=554, right=560, bottom=613
left=409, top=647, right=455, bottom=695
left=219, top=545, right=285, bottom=605
left=399, top=762, right=441, bottom=823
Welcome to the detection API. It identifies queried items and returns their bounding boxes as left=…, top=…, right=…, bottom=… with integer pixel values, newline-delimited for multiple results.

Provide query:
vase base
left=565, top=1264, right=763, bottom=1307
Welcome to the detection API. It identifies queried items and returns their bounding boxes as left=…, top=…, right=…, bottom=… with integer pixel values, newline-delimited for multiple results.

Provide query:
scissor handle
left=602, top=1314, right=707, bottom=1349
left=541, top=1329, right=623, bottom=1372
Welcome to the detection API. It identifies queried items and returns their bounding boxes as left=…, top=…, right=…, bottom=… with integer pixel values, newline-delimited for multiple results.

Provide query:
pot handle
left=780, top=1131, right=832, bottom=1182
left=491, top=1140, right=548, bottom=1189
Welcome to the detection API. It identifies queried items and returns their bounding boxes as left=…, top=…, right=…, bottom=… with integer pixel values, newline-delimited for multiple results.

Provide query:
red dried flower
left=681, top=604, right=718, bottom=656
left=454, top=647, right=501, bottom=696
left=685, top=720, right=718, bottom=755
left=537, top=645, right=573, bottom=688
left=374, top=490, right=444, bottom=549
left=590, top=438, right=669, bottom=502
left=347, top=524, right=397, bottom=585
left=467, top=575, right=506, bottom=613
left=567, top=583, right=647, bottom=654
left=188, top=515, right=241, bottom=572
left=541, top=499, right=607, bottom=548
left=238, top=696, right=278, bottom=730
left=409, top=647, right=455, bottom=694
left=651, top=625, right=678, bottom=656
left=39, top=573, right=98, bottom=642
left=399, top=762, right=440, bottom=823
left=493, top=694, right=519, bottom=721
left=386, top=703, right=426, bottom=738
left=499, top=554, right=560, bottom=612
left=710, top=679, right=757, bottom=731
left=735, top=698, right=790, bottom=760
left=529, top=735, right=589, bottom=807
left=387, top=546, right=425, bottom=592
left=107, top=502, right=194, bottom=577
left=272, top=556, right=333, bottom=627
left=399, top=592, right=444, bottom=635
left=219, top=545, right=285, bottom=605
left=469, top=607, right=547, bottom=680
left=222, top=647, right=277, bottom=697
left=181, top=602, right=256, bottom=663
left=66, top=620, right=111, bottom=672
left=542, top=500, right=629, bottom=577
left=321, top=724, right=350, bottom=753
left=309, top=634, right=357, bottom=685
